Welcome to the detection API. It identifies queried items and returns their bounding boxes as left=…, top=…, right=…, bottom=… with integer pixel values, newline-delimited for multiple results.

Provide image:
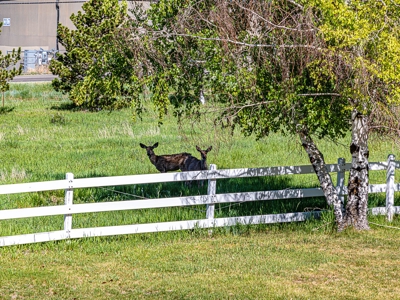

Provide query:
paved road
left=11, top=74, right=58, bottom=83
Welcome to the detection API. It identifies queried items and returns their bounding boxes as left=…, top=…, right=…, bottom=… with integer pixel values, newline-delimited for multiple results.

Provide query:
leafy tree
left=0, top=22, right=22, bottom=106
left=306, top=0, right=400, bottom=230
left=129, top=0, right=400, bottom=230
left=132, top=0, right=349, bottom=227
left=50, top=0, right=137, bottom=110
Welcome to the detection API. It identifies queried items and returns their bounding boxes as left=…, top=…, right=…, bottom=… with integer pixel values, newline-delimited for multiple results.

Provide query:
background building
left=0, top=0, right=152, bottom=72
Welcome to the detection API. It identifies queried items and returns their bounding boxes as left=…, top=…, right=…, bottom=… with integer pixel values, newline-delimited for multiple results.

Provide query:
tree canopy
left=50, top=0, right=137, bottom=110
left=127, top=0, right=400, bottom=230
left=308, top=0, right=400, bottom=129
left=138, top=0, right=400, bottom=137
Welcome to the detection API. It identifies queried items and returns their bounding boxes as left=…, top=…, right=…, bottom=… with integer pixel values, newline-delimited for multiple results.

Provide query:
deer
left=183, top=145, right=213, bottom=187
left=139, top=142, right=192, bottom=173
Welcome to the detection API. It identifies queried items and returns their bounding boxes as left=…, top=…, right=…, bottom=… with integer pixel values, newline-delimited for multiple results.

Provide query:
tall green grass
left=0, top=83, right=399, bottom=237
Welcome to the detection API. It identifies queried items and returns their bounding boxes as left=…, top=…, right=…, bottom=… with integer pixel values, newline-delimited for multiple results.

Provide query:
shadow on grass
left=95, top=175, right=328, bottom=216
left=0, top=106, right=15, bottom=114
left=50, top=102, right=114, bottom=112
left=50, top=102, right=78, bottom=111
left=31, top=171, right=328, bottom=219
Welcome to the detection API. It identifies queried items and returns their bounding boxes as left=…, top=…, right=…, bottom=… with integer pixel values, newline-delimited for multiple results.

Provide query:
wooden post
left=206, top=164, right=217, bottom=235
left=64, top=173, right=74, bottom=237
left=386, top=154, right=395, bottom=222
left=337, top=158, right=346, bottom=207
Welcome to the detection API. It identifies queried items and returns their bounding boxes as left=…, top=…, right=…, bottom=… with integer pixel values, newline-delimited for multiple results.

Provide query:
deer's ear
left=140, top=143, right=146, bottom=149
left=207, top=146, right=213, bottom=152
left=153, top=142, right=159, bottom=148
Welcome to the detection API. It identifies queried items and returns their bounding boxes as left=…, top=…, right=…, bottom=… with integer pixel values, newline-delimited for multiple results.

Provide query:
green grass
left=0, top=217, right=400, bottom=299
left=0, top=83, right=400, bottom=299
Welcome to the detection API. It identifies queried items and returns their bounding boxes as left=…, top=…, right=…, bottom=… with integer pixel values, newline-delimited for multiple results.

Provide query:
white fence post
left=206, top=164, right=217, bottom=235
left=386, top=154, right=395, bottom=222
left=337, top=158, right=346, bottom=206
left=64, top=173, right=74, bottom=237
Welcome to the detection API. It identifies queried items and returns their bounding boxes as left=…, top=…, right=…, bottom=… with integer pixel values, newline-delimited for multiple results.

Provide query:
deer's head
left=196, top=145, right=212, bottom=161
left=140, top=142, right=159, bottom=158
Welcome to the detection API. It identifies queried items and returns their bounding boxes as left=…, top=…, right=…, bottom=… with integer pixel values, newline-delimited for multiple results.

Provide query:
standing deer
left=140, top=142, right=191, bottom=173
left=183, top=145, right=213, bottom=186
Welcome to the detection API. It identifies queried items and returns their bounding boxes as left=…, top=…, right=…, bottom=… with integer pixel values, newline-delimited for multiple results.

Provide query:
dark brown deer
left=140, top=142, right=191, bottom=173
left=183, top=145, right=212, bottom=186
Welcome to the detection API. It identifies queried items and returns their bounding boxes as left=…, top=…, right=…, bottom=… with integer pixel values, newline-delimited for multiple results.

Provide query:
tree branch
left=297, top=93, right=341, bottom=97
left=162, top=32, right=321, bottom=50
left=233, top=0, right=312, bottom=32
left=287, top=0, right=304, bottom=10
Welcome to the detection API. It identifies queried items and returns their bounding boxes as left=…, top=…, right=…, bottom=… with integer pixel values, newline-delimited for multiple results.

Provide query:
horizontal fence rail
left=0, top=156, right=399, bottom=247
left=0, top=163, right=389, bottom=195
left=0, top=163, right=354, bottom=195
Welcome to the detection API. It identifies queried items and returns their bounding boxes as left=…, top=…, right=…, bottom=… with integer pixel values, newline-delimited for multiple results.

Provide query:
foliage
left=143, top=0, right=352, bottom=138
left=124, top=0, right=214, bottom=123
left=138, top=0, right=400, bottom=138
left=304, top=0, right=400, bottom=132
left=300, top=0, right=400, bottom=229
left=49, top=0, right=137, bottom=110
left=0, top=22, right=22, bottom=97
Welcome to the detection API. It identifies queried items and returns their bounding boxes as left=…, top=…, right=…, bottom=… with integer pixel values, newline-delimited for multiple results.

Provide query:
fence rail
left=0, top=156, right=399, bottom=247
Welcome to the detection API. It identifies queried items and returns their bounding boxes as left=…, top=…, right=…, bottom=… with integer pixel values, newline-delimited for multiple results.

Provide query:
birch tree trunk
left=298, top=129, right=344, bottom=227
left=340, top=110, right=370, bottom=231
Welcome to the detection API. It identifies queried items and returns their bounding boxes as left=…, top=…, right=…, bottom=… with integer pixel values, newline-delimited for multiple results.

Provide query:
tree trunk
left=298, top=129, right=344, bottom=228
left=340, top=110, right=370, bottom=231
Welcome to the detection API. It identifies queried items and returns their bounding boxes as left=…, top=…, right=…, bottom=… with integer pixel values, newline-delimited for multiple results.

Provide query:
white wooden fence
left=0, top=155, right=399, bottom=247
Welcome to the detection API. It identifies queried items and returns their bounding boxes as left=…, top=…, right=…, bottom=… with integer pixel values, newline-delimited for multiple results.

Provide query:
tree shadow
left=50, top=102, right=108, bottom=112
left=36, top=171, right=327, bottom=218
left=128, top=174, right=328, bottom=217
left=50, top=102, right=79, bottom=111
left=0, top=106, right=15, bottom=114
left=211, top=176, right=327, bottom=217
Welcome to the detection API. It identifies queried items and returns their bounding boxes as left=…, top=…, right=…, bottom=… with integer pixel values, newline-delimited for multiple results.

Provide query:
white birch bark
left=298, top=129, right=344, bottom=227
left=341, top=110, right=370, bottom=230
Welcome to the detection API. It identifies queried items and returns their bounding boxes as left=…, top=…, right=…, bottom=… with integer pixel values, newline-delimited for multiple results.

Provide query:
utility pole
left=56, top=0, right=60, bottom=51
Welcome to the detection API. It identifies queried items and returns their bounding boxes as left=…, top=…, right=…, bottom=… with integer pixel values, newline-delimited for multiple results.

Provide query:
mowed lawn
left=0, top=83, right=399, bottom=299
left=1, top=223, right=400, bottom=299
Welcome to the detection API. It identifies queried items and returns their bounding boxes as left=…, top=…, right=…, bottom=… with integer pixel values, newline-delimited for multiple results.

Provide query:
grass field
left=0, top=222, right=400, bottom=300
left=0, top=83, right=399, bottom=299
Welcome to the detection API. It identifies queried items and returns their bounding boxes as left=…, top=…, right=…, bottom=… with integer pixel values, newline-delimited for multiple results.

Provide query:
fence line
left=0, top=155, right=398, bottom=247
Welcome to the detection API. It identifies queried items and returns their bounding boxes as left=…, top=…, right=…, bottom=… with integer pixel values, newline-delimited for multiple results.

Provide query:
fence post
left=206, top=164, right=217, bottom=235
left=386, top=154, right=395, bottom=222
left=64, top=173, right=74, bottom=238
left=337, top=158, right=346, bottom=207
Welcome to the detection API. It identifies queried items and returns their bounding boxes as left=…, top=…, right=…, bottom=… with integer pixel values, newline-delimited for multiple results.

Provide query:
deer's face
left=196, top=146, right=212, bottom=160
left=145, top=147, right=154, bottom=157
left=140, top=142, right=159, bottom=157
